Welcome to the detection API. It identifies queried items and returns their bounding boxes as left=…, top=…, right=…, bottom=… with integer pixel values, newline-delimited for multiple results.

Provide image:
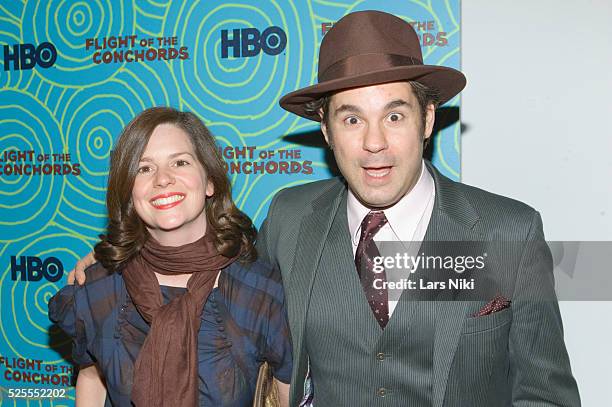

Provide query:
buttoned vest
left=305, top=203, right=437, bottom=405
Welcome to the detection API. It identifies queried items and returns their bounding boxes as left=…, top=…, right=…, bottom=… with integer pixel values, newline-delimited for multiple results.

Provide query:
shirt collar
left=347, top=160, right=435, bottom=245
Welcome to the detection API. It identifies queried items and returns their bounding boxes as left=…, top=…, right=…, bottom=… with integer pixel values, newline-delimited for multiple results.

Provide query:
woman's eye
left=137, top=166, right=151, bottom=174
left=175, top=159, right=190, bottom=167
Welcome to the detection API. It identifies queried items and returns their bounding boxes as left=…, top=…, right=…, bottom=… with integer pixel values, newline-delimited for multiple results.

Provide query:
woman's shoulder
left=72, top=262, right=123, bottom=297
left=80, top=263, right=126, bottom=308
left=49, top=263, right=124, bottom=319
left=82, top=261, right=115, bottom=283
left=222, top=259, right=284, bottom=301
left=226, top=258, right=279, bottom=278
left=48, top=262, right=125, bottom=366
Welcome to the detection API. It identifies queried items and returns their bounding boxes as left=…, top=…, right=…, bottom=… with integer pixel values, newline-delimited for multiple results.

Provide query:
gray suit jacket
left=257, top=163, right=580, bottom=406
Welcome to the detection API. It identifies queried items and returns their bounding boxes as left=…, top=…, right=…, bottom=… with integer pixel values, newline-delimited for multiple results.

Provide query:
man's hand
left=67, top=251, right=96, bottom=285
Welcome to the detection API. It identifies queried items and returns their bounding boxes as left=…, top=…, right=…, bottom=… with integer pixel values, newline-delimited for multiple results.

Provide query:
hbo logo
left=3, top=42, right=57, bottom=71
left=221, top=27, right=287, bottom=58
left=10, top=256, right=63, bottom=282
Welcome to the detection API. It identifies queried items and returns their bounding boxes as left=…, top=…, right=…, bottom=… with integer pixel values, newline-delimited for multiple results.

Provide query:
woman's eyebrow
left=139, top=152, right=194, bottom=162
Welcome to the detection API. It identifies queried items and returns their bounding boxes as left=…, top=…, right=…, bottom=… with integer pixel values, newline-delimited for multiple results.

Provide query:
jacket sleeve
left=256, top=191, right=283, bottom=268
left=510, top=211, right=581, bottom=406
left=261, top=265, right=293, bottom=384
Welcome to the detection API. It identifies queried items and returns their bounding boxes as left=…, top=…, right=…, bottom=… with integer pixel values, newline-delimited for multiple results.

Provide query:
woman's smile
left=150, top=192, right=186, bottom=209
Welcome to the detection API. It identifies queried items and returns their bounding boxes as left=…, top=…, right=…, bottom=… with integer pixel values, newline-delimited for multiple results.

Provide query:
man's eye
left=344, top=116, right=360, bottom=126
left=387, top=113, right=403, bottom=122
left=175, top=159, right=190, bottom=167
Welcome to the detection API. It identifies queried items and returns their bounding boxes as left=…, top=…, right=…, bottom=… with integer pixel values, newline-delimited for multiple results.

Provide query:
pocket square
left=473, top=294, right=511, bottom=317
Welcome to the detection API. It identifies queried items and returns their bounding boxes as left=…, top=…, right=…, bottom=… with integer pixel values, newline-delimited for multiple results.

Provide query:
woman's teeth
left=152, top=195, right=184, bottom=206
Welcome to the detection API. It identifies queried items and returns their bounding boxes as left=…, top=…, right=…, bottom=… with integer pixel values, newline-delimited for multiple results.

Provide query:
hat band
left=319, top=53, right=423, bottom=82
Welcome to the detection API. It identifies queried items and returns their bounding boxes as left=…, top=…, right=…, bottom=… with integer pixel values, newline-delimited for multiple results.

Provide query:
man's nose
left=363, top=123, right=388, bottom=153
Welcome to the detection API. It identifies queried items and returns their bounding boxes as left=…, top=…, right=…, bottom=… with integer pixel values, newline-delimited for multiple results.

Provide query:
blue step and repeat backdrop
left=0, top=0, right=461, bottom=404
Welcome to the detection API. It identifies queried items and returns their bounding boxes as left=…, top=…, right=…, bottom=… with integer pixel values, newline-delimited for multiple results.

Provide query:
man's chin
left=352, top=188, right=402, bottom=210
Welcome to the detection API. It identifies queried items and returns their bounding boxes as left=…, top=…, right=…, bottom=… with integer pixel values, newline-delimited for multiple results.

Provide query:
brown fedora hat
left=279, top=10, right=466, bottom=121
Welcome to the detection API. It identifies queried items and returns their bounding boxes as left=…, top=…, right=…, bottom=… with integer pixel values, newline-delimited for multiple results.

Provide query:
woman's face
left=132, top=123, right=214, bottom=246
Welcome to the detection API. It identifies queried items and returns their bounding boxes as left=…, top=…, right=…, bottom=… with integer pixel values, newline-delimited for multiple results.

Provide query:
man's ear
left=319, top=109, right=333, bottom=148
left=320, top=120, right=330, bottom=146
left=423, top=103, right=436, bottom=141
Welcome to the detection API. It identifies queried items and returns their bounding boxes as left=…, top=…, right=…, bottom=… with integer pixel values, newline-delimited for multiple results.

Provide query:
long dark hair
left=95, top=107, right=256, bottom=272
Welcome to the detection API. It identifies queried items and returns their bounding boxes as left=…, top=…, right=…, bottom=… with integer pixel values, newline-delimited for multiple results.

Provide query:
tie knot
left=359, top=211, right=388, bottom=243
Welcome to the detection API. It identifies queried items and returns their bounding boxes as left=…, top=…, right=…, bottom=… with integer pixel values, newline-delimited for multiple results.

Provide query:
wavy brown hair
left=95, top=107, right=256, bottom=272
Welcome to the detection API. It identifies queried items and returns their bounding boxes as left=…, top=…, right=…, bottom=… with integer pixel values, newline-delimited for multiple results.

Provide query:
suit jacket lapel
left=427, top=203, right=471, bottom=407
left=423, top=162, right=485, bottom=407
left=288, top=180, right=347, bottom=399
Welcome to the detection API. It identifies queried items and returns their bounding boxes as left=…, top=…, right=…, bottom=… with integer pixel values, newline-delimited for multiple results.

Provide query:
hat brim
left=279, top=65, right=466, bottom=121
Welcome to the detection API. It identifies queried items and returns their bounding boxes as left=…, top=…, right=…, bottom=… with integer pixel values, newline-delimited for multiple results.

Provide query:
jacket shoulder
left=274, top=178, right=344, bottom=207
left=266, top=178, right=344, bottom=221
left=451, top=180, right=541, bottom=238
left=459, top=181, right=536, bottom=215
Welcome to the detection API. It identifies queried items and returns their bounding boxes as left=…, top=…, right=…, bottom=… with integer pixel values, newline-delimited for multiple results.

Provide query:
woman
left=49, top=107, right=291, bottom=406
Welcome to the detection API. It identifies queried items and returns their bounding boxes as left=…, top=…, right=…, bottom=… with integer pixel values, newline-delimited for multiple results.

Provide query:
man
left=257, top=10, right=580, bottom=406
left=72, top=10, right=580, bottom=406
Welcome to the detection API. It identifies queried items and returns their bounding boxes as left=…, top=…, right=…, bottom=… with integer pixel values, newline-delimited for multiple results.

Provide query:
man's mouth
left=363, top=166, right=392, bottom=178
left=150, top=193, right=186, bottom=209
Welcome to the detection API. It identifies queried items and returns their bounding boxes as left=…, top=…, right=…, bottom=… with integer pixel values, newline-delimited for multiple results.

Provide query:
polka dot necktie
left=355, top=211, right=389, bottom=329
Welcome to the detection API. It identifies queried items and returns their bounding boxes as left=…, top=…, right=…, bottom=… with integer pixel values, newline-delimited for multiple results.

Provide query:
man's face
left=321, top=81, right=435, bottom=208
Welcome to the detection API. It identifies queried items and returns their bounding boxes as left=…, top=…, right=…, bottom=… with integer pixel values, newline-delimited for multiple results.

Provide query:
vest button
left=376, top=352, right=385, bottom=361
left=377, top=387, right=387, bottom=397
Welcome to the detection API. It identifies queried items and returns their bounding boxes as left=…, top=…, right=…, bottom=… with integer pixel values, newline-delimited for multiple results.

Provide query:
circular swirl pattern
left=21, top=0, right=136, bottom=87
left=0, top=226, right=91, bottom=362
left=114, top=57, right=183, bottom=110
left=57, top=80, right=148, bottom=234
left=0, top=12, right=35, bottom=90
left=207, top=121, right=250, bottom=202
left=1, top=1, right=464, bottom=397
left=168, top=0, right=310, bottom=142
left=0, top=90, right=63, bottom=242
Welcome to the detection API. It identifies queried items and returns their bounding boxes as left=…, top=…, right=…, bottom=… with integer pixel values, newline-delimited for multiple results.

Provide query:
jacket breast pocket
left=449, top=307, right=513, bottom=405
left=461, top=307, right=512, bottom=335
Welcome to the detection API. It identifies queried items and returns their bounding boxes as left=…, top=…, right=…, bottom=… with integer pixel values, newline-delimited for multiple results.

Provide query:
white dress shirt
left=347, top=160, right=435, bottom=315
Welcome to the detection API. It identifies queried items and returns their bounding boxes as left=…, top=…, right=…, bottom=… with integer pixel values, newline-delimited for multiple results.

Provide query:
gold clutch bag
left=253, top=361, right=280, bottom=407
